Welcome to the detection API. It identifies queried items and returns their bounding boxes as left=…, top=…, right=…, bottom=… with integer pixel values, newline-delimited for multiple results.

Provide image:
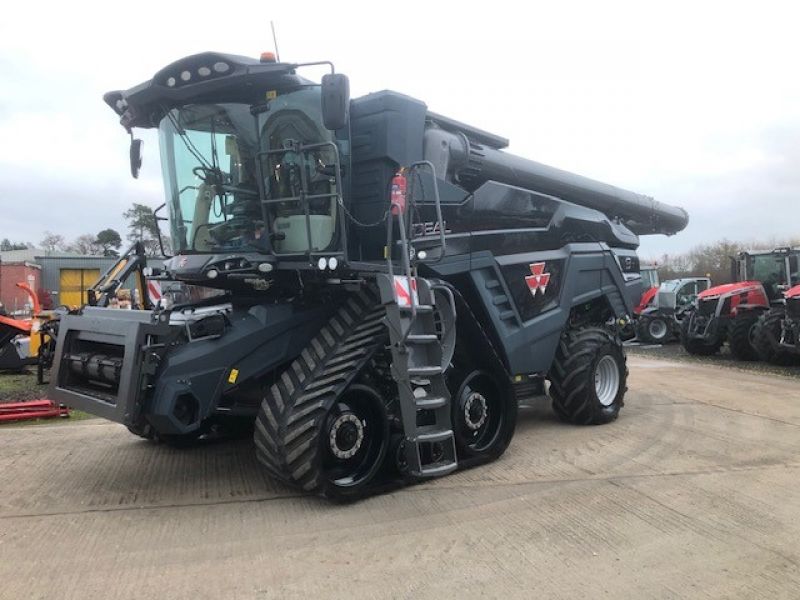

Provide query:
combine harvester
left=48, top=51, right=688, bottom=499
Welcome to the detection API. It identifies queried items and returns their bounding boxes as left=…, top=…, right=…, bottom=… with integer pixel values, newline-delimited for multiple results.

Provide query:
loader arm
left=87, top=242, right=152, bottom=310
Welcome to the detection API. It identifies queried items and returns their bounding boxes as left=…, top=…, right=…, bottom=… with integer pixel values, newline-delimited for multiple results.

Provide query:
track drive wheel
left=450, top=369, right=517, bottom=465
left=253, top=291, right=390, bottom=501
left=680, top=312, right=722, bottom=356
left=548, top=326, right=627, bottom=425
left=753, top=308, right=798, bottom=366
left=728, top=311, right=760, bottom=361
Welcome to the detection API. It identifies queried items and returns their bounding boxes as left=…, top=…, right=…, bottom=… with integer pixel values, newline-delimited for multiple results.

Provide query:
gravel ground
left=625, top=340, right=800, bottom=380
left=1, top=355, right=800, bottom=599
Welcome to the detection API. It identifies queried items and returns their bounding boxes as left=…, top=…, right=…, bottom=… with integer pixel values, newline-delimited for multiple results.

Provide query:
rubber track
left=253, top=287, right=388, bottom=493
left=548, top=327, right=627, bottom=425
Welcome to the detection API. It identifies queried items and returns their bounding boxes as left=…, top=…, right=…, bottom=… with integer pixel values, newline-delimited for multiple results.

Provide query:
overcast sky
left=1, top=1, right=798, bottom=259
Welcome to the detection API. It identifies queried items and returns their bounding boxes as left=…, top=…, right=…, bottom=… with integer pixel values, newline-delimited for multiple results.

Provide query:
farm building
left=0, top=249, right=141, bottom=313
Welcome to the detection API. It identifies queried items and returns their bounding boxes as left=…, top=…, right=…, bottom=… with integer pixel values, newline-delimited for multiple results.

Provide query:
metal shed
left=37, top=255, right=139, bottom=307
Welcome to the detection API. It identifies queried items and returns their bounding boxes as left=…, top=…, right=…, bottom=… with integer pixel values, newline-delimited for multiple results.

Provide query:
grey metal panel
left=471, top=244, right=633, bottom=375
left=36, top=256, right=139, bottom=297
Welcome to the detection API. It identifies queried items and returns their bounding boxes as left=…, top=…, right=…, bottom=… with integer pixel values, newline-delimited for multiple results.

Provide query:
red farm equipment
left=753, top=283, right=800, bottom=365
left=681, top=247, right=800, bottom=360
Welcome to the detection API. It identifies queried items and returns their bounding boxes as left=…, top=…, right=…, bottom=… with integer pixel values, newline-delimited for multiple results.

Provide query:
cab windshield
left=748, top=254, right=789, bottom=287
left=158, top=87, right=339, bottom=255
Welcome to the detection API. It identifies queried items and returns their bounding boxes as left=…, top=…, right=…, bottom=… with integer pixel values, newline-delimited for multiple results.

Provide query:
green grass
left=0, top=368, right=95, bottom=425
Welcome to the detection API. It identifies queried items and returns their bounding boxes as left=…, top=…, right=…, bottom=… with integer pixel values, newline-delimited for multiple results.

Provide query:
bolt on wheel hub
left=329, top=413, right=364, bottom=459
left=464, top=392, right=488, bottom=431
left=594, top=355, right=620, bottom=407
left=649, top=319, right=668, bottom=339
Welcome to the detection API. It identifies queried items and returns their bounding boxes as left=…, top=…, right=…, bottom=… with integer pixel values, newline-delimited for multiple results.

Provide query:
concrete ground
left=1, top=356, right=799, bottom=599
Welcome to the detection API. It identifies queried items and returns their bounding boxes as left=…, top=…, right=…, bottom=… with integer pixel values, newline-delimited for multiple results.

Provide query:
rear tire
left=636, top=315, right=671, bottom=344
left=728, top=311, right=760, bottom=361
left=548, top=327, right=627, bottom=425
left=680, top=311, right=722, bottom=356
left=753, top=308, right=798, bottom=365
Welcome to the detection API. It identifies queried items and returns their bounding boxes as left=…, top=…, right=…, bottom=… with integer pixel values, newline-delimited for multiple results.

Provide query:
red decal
left=525, top=262, right=551, bottom=296
left=393, top=276, right=418, bottom=307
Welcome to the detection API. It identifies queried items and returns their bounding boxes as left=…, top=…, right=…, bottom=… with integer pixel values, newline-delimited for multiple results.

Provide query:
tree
left=95, top=228, right=122, bottom=256
left=40, top=231, right=65, bottom=254
left=645, top=236, right=800, bottom=285
left=123, top=203, right=170, bottom=256
left=67, top=234, right=101, bottom=256
left=123, top=203, right=162, bottom=255
left=0, top=239, right=29, bottom=251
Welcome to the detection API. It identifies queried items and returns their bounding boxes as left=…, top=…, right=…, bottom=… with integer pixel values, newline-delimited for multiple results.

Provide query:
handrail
left=407, top=160, right=446, bottom=263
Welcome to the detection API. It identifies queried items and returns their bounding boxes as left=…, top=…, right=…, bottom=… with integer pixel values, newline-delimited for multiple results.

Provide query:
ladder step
left=406, top=333, right=438, bottom=344
left=398, top=303, right=434, bottom=313
left=485, top=279, right=502, bottom=289
left=418, top=461, right=458, bottom=477
left=415, top=396, right=447, bottom=409
left=407, top=365, right=443, bottom=377
left=499, top=310, right=516, bottom=320
left=493, top=295, right=509, bottom=305
left=415, top=429, right=454, bottom=444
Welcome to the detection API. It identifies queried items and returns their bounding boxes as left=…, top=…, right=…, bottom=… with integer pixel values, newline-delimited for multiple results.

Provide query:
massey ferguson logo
left=525, top=262, right=551, bottom=296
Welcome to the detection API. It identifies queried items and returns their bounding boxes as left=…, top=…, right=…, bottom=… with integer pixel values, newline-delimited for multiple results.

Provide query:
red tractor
left=620, top=263, right=659, bottom=340
left=681, top=247, right=800, bottom=360
left=753, top=283, right=800, bottom=365
left=634, top=264, right=660, bottom=316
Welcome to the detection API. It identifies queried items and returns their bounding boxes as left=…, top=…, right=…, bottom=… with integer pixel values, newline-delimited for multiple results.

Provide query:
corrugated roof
left=0, top=248, right=41, bottom=263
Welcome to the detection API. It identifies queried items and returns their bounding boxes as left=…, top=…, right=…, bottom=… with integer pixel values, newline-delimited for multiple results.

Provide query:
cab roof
left=104, top=52, right=312, bottom=130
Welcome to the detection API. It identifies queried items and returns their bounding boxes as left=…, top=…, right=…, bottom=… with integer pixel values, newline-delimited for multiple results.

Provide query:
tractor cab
left=733, top=248, right=800, bottom=300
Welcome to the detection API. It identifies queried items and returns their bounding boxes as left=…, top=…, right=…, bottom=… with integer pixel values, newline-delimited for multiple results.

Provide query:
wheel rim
left=454, top=371, right=505, bottom=453
left=321, top=386, right=388, bottom=489
left=648, top=319, right=668, bottom=340
left=594, top=355, right=620, bottom=407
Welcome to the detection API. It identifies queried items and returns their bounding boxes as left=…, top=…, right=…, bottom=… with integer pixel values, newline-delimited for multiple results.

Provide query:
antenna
left=270, top=21, right=281, bottom=62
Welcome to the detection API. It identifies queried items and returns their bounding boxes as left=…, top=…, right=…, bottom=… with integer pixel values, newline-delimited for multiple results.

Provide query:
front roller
left=253, top=288, right=391, bottom=501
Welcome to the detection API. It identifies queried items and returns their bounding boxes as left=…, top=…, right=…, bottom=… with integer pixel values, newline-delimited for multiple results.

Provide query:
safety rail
left=255, top=140, right=347, bottom=264
left=385, top=161, right=447, bottom=344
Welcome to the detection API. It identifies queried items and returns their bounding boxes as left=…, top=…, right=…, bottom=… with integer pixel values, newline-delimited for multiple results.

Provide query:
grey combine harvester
left=49, top=52, right=688, bottom=499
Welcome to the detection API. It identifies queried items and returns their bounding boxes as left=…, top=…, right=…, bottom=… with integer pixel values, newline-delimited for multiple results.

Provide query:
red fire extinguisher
left=390, top=169, right=407, bottom=215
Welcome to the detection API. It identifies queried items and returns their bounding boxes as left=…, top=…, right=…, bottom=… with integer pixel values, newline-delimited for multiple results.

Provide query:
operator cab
left=105, top=52, right=350, bottom=290
left=735, top=248, right=800, bottom=300
left=159, top=91, right=339, bottom=257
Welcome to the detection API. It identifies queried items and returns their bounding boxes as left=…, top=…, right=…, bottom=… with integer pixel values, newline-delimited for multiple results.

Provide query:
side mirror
left=321, top=73, right=350, bottom=131
left=130, top=138, right=143, bottom=179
